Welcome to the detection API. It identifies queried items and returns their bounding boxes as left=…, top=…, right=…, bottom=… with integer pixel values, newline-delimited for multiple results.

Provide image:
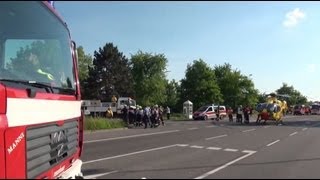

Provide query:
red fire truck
left=0, top=1, right=84, bottom=179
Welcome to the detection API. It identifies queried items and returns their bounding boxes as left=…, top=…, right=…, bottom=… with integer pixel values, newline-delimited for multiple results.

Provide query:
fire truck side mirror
left=71, top=40, right=80, bottom=98
left=71, top=40, right=79, bottom=69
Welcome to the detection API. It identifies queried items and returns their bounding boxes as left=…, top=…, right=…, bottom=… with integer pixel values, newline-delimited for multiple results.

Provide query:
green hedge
left=84, top=113, right=190, bottom=131
left=84, top=116, right=126, bottom=131
left=169, top=113, right=189, bottom=121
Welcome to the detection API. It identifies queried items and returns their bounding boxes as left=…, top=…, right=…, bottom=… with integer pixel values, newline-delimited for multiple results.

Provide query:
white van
left=192, top=105, right=226, bottom=120
left=214, top=105, right=227, bottom=119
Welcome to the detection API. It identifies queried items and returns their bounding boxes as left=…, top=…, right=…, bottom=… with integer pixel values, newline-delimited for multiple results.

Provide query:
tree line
left=78, top=42, right=309, bottom=112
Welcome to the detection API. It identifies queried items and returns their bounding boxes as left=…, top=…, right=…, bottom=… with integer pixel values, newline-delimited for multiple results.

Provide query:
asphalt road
left=81, top=115, right=320, bottom=179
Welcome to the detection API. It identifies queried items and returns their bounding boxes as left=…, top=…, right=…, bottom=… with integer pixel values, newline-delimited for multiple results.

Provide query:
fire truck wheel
left=204, top=116, right=208, bottom=120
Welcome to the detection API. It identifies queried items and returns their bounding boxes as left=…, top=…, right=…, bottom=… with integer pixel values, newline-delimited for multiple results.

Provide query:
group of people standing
left=120, top=105, right=171, bottom=129
left=227, top=105, right=253, bottom=124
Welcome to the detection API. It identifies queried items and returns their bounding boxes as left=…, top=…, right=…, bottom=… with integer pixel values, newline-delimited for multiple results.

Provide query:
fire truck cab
left=0, top=1, right=84, bottom=179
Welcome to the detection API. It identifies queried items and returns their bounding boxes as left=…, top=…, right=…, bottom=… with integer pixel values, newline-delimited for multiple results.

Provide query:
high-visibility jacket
left=37, top=68, right=54, bottom=80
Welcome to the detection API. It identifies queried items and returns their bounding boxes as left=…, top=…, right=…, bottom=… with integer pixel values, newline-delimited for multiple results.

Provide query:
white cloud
left=307, top=64, right=316, bottom=73
left=283, top=8, right=306, bottom=28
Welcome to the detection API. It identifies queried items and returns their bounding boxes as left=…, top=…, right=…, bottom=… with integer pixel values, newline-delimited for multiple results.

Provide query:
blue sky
left=55, top=1, right=320, bottom=101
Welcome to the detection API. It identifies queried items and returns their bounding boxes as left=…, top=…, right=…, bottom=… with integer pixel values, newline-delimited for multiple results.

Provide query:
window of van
left=219, top=107, right=225, bottom=111
left=198, top=106, right=208, bottom=111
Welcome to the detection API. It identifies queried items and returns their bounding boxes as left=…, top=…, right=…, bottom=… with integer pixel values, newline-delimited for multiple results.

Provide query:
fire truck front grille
left=26, top=119, right=79, bottom=179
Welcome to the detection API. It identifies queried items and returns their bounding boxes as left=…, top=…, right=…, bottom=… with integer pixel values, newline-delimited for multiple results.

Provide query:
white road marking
left=83, top=144, right=177, bottom=165
left=266, top=140, right=280, bottom=147
left=176, top=144, right=189, bottom=147
left=242, top=128, right=256, bottom=133
left=289, top=132, right=298, bottom=136
left=206, top=125, right=216, bottom=128
left=194, top=150, right=256, bottom=179
left=205, top=134, right=228, bottom=140
left=190, top=145, right=204, bottom=149
left=207, top=147, right=222, bottom=150
left=224, top=148, right=238, bottom=152
left=188, top=127, right=199, bottom=130
left=242, top=150, right=257, bottom=154
left=220, top=124, right=225, bottom=126
left=84, top=171, right=118, bottom=179
left=84, top=130, right=180, bottom=143
left=264, top=126, right=271, bottom=128
left=302, top=128, right=308, bottom=131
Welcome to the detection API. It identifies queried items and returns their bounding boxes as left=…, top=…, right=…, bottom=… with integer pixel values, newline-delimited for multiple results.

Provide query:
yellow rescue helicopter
left=256, top=93, right=289, bottom=125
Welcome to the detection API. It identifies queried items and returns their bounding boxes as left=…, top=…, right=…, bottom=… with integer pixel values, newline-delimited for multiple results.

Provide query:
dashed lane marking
left=176, top=144, right=189, bottom=147
left=266, top=140, right=280, bottom=147
left=242, top=128, right=256, bottom=133
left=205, top=134, right=228, bottom=140
left=206, top=147, right=222, bottom=150
left=206, top=125, right=216, bottom=128
left=289, top=132, right=298, bottom=136
left=224, top=148, right=238, bottom=152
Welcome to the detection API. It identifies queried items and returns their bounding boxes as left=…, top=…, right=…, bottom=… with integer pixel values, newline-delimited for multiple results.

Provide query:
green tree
left=276, top=83, right=307, bottom=106
left=130, top=51, right=168, bottom=106
left=179, top=59, right=222, bottom=110
left=77, top=46, right=93, bottom=82
left=257, top=92, right=267, bottom=103
left=77, top=46, right=93, bottom=98
left=84, top=43, right=134, bottom=101
left=214, top=63, right=259, bottom=108
left=238, top=74, right=259, bottom=107
left=165, top=79, right=180, bottom=112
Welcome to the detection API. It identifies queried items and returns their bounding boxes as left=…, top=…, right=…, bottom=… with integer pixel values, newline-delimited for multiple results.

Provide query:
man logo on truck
left=56, top=143, right=65, bottom=158
left=7, top=132, right=25, bottom=155
left=51, top=130, right=67, bottom=144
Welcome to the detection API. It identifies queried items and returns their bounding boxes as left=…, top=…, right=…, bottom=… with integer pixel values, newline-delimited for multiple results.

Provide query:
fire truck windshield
left=0, top=1, right=75, bottom=94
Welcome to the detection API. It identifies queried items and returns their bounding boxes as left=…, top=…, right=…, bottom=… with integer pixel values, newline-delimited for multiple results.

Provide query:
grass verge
left=169, top=113, right=190, bottom=121
left=84, top=116, right=126, bottom=131
left=84, top=113, right=191, bottom=131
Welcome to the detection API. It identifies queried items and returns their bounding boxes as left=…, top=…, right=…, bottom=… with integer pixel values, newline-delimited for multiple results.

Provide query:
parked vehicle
left=305, top=105, right=311, bottom=115
left=311, top=103, right=320, bottom=115
left=293, top=105, right=306, bottom=115
left=0, top=1, right=84, bottom=178
left=82, top=97, right=136, bottom=117
left=214, top=105, right=227, bottom=119
left=193, top=105, right=226, bottom=120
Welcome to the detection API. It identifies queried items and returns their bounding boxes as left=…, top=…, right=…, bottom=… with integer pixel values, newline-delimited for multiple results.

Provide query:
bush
left=84, top=116, right=126, bottom=131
